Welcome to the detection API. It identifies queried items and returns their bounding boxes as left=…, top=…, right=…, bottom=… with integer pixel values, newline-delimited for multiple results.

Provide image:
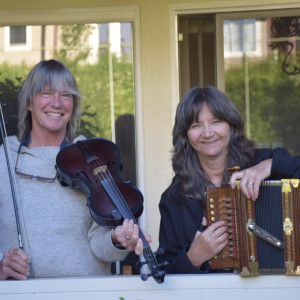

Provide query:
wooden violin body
left=56, top=138, right=143, bottom=227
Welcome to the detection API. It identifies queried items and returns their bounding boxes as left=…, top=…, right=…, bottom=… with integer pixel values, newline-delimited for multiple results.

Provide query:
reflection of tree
left=54, top=24, right=93, bottom=67
left=0, top=63, right=31, bottom=142
left=77, top=53, right=134, bottom=140
left=55, top=25, right=135, bottom=140
left=226, top=55, right=300, bottom=155
left=269, top=17, right=300, bottom=75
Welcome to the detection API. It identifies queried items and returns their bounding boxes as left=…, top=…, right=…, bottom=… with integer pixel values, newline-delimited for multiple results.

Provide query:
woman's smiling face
left=187, top=101, right=231, bottom=162
left=29, top=87, right=73, bottom=138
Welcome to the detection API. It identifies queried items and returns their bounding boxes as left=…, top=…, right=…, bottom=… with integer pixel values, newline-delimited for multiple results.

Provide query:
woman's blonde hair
left=18, top=59, right=82, bottom=143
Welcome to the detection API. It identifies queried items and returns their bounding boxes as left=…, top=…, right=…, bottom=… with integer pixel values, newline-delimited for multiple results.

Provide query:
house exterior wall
left=0, top=0, right=299, bottom=252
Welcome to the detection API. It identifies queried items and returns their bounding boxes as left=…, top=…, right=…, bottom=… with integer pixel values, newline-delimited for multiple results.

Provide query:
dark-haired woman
left=158, top=86, right=300, bottom=274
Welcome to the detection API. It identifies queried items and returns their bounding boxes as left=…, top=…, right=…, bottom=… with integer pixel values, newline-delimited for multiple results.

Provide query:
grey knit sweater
left=0, top=135, right=128, bottom=278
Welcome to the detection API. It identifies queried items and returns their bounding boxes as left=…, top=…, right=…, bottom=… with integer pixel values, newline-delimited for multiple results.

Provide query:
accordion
left=206, top=179, right=300, bottom=276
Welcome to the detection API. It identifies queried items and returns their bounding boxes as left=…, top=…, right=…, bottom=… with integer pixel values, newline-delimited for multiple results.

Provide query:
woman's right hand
left=0, top=248, right=30, bottom=280
left=187, top=218, right=228, bottom=268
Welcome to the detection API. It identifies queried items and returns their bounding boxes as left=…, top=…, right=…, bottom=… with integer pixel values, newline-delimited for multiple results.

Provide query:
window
left=0, top=22, right=137, bottom=183
left=10, top=26, right=26, bottom=44
left=4, top=26, right=32, bottom=51
left=223, top=19, right=256, bottom=55
left=0, top=7, right=143, bottom=276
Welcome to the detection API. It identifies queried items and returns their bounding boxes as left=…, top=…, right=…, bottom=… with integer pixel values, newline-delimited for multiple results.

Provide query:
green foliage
left=54, top=24, right=94, bottom=67
left=73, top=52, right=135, bottom=139
left=0, top=62, right=32, bottom=138
left=54, top=24, right=135, bottom=139
left=225, top=54, right=300, bottom=155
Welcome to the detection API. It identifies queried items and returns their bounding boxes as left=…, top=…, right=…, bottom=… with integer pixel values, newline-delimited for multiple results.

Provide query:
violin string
left=90, top=158, right=155, bottom=263
left=89, top=158, right=156, bottom=264
left=90, top=158, right=149, bottom=246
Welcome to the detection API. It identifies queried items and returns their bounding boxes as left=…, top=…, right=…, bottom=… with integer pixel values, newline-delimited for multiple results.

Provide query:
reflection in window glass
left=224, top=19, right=256, bottom=54
left=224, top=16, right=300, bottom=155
left=10, top=26, right=26, bottom=44
left=0, top=22, right=136, bottom=183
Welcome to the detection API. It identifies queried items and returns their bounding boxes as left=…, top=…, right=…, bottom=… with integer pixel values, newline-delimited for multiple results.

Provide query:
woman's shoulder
left=254, top=147, right=294, bottom=161
left=0, top=135, right=19, bottom=152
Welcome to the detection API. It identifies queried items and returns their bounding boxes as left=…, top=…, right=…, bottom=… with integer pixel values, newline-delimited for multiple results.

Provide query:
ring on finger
left=124, top=235, right=131, bottom=240
left=247, top=181, right=253, bottom=185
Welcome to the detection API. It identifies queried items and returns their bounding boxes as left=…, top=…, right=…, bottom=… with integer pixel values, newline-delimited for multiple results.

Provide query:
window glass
left=0, top=22, right=137, bottom=183
left=10, top=26, right=26, bottom=44
left=223, top=15, right=300, bottom=155
left=224, top=19, right=256, bottom=53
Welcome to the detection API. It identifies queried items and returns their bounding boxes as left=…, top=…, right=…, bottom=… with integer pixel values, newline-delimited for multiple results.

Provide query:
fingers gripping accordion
left=206, top=179, right=300, bottom=276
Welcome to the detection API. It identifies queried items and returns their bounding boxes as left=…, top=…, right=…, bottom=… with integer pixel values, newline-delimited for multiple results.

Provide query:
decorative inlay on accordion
left=206, top=179, right=300, bottom=276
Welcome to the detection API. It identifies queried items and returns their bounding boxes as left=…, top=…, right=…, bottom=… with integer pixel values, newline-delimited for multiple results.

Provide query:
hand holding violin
left=111, top=219, right=151, bottom=255
left=0, top=248, right=30, bottom=280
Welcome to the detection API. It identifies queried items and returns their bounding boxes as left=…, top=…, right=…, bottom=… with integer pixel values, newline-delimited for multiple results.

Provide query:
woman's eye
left=61, top=93, right=72, bottom=99
left=42, top=92, right=52, bottom=97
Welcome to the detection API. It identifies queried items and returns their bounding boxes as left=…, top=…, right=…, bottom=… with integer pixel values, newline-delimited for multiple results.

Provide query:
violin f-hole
left=76, top=170, right=96, bottom=184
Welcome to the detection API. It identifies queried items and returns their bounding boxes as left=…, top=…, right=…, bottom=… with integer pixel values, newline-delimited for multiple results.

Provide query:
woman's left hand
left=111, top=219, right=151, bottom=255
left=229, top=159, right=273, bottom=201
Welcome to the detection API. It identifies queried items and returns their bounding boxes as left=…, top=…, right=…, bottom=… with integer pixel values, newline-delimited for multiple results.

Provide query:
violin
left=55, top=137, right=166, bottom=283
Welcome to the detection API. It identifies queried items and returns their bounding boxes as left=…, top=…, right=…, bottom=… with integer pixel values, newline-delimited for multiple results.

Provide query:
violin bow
left=0, top=103, right=24, bottom=250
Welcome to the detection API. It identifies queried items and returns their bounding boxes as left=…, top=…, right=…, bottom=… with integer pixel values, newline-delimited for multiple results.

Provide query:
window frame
left=4, top=25, right=32, bottom=51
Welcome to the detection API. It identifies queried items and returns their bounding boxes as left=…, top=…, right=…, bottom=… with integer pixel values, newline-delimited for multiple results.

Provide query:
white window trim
left=169, top=0, right=300, bottom=117
left=4, top=25, right=32, bottom=52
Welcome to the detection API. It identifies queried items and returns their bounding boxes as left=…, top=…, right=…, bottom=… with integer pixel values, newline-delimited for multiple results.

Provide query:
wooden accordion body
left=206, top=179, right=300, bottom=276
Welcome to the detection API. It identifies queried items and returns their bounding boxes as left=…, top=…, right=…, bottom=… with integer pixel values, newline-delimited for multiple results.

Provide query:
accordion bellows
left=206, top=179, right=300, bottom=276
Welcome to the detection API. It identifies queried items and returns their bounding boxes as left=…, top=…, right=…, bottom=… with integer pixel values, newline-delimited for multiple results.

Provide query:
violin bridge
left=93, top=165, right=107, bottom=176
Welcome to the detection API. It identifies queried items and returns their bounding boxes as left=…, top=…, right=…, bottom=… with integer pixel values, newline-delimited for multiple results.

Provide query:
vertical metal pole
left=244, top=52, right=250, bottom=139
left=108, top=25, right=116, bottom=143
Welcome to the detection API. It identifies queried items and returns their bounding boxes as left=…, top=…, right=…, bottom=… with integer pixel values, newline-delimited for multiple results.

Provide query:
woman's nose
left=202, top=124, right=213, bottom=138
left=51, top=93, right=62, bottom=106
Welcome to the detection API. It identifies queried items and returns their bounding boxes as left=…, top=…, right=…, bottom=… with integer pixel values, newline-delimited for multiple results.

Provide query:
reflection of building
left=0, top=23, right=132, bottom=65
left=224, top=19, right=268, bottom=68
left=224, top=17, right=299, bottom=69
